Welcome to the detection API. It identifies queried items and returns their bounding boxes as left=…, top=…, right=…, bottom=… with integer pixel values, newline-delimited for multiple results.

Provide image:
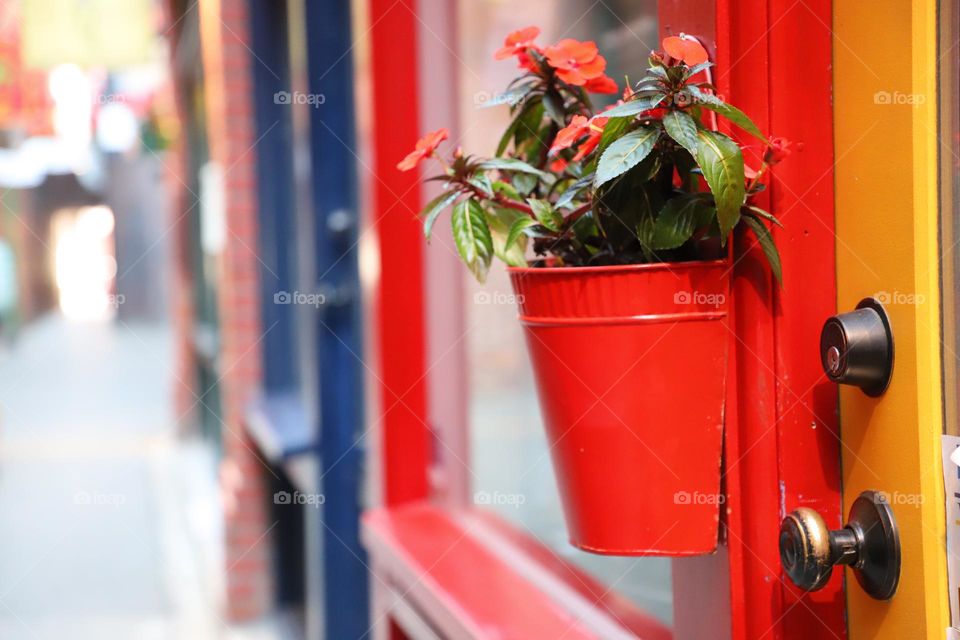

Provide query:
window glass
left=458, top=0, right=672, bottom=624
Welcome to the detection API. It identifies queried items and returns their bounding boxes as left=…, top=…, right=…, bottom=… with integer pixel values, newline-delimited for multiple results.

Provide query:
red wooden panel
left=368, top=0, right=430, bottom=505
left=768, top=0, right=845, bottom=635
left=658, top=0, right=718, bottom=50
left=721, top=4, right=786, bottom=639
left=769, top=0, right=846, bottom=639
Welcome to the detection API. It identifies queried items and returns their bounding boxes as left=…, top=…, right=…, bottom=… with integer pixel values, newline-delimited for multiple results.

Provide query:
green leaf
left=601, top=94, right=665, bottom=119
left=646, top=66, right=669, bottom=81
left=514, top=101, right=545, bottom=147
left=595, top=127, right=660, bottom=187
left=651, top=194, right=715, bottom=250
left=666, top=65, right=688, bottom=84
left=633, top=80, right=664, bottom=92
left=556, top=174, right=593, bottom=209
left=637, top=213, right=656, bottom=261
left=478, top=158, right=549, bottom=178
left=512, top=172, right=538, bottom=195
left=492, top=180, right=521, bottom=200
left=596, top=116, right=631, bottom=157
left=526, top=198, right=562, bottom=231
left=451, top=199, right=494, bottom=282
left=497, top=111, right=525, bottom=158
left=598, top=175, right=661, bottom=253
left=485, top=207, right=529, bottom=267
left=421, top=190, right=460, bottom=240
left=745, top=205, right=783, bottom=228
left=695, top=129, right=745, bottom=243
left=496, top=99, right=543, bottom=157
left=662, top=110, right=700, bottom=157
left=637, top=154, right=663, bottom=184
left=685, top=61, right=714, bottom=77
left=542, top=90, right=565, bottom=125
left=698, top=101, right=769, bottom=143
left=467, top=174, right=494, bottom=198
left=631, top=183, right=662, bottom=252
left=742, top=214, right=783, bottom=286
left=570, top=210, right=597, bottom=246
left=522, top=121, right=553, bottom=165
left=684, top=84, right=724, bottom=107
left=504, top=216, right=538, bottom=252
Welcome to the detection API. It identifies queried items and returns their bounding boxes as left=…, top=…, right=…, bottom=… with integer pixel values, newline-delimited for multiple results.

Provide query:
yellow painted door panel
left=833, top=0, right=949, bottom=638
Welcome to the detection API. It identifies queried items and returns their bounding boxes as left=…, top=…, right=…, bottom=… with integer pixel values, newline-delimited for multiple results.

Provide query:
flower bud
left=763, top=137, right=802, bottom=165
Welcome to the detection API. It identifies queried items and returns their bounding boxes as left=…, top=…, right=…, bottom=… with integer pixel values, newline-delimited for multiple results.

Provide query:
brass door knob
left=779, top=490, right=900, bottom=600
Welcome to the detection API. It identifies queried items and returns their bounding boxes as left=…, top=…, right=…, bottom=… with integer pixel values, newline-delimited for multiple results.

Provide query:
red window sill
left=362, top=502, right=673, bottom=640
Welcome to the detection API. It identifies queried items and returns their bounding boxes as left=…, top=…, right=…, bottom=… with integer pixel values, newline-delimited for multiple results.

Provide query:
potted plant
left=398, top=29, right=794, bottom=556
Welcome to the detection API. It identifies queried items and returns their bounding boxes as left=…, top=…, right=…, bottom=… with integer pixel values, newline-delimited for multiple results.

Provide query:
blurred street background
left=0, top=317, right=224, bottom=638
left=0, top=2, right=291, bottom=638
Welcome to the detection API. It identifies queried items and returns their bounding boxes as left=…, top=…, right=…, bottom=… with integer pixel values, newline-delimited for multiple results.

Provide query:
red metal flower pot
left=508, top=260, right=730, bottom=556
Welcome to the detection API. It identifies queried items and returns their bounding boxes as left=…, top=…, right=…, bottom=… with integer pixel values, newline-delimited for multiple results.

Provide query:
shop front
left=357, top=1, right=959, bottom=639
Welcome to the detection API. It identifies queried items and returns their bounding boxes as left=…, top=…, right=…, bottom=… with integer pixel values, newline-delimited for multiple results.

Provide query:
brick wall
left=196, top=0, right=275, bottom=622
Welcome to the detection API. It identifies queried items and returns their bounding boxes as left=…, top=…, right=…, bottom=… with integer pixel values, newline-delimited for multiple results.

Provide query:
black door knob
left=820, top=297, right=894, bottom=396
left=779, top=490, right=901, bottom=600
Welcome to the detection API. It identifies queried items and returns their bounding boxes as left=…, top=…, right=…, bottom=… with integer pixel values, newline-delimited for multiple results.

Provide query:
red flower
left=763, top=137, right=802, bottom=165
left=495, top=26, right=540, bottom=60
left=662, top=35, right=709, bottom=66
left=550, top=115, right=608, bottom=161
left=516, top=47, right=542, bottom=72
left=549, top=157, right=569, bottom=173
left=550, top=115, right=590, bottom=154
left=583, top=74, right=619, bottom=94
left=572, top=117, right=608, bottom=161
left=397, top=128, right=449, bottom=171
left=544, top=39, right=607, bottom=86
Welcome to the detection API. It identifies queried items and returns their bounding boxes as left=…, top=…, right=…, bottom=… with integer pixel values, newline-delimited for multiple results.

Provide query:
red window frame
left=363, top=0, right=844, bottom=637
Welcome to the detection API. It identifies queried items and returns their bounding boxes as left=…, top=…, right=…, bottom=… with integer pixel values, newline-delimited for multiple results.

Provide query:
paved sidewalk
left=0, top=315, right=286, bottom=639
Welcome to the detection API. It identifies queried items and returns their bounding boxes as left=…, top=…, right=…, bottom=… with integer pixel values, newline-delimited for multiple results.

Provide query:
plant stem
left=746, top=161, right=770, bottom=193
left=537, top=123, right=558, bottom=170
left=461, top=180, right=536, bottom=216
left=459, top=177, right=591, bottom=226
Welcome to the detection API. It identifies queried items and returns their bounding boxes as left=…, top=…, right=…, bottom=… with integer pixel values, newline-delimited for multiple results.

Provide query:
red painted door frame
left=368, top=0, right=431, bottom=507
left=661, top=1, right=845, bottom=638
